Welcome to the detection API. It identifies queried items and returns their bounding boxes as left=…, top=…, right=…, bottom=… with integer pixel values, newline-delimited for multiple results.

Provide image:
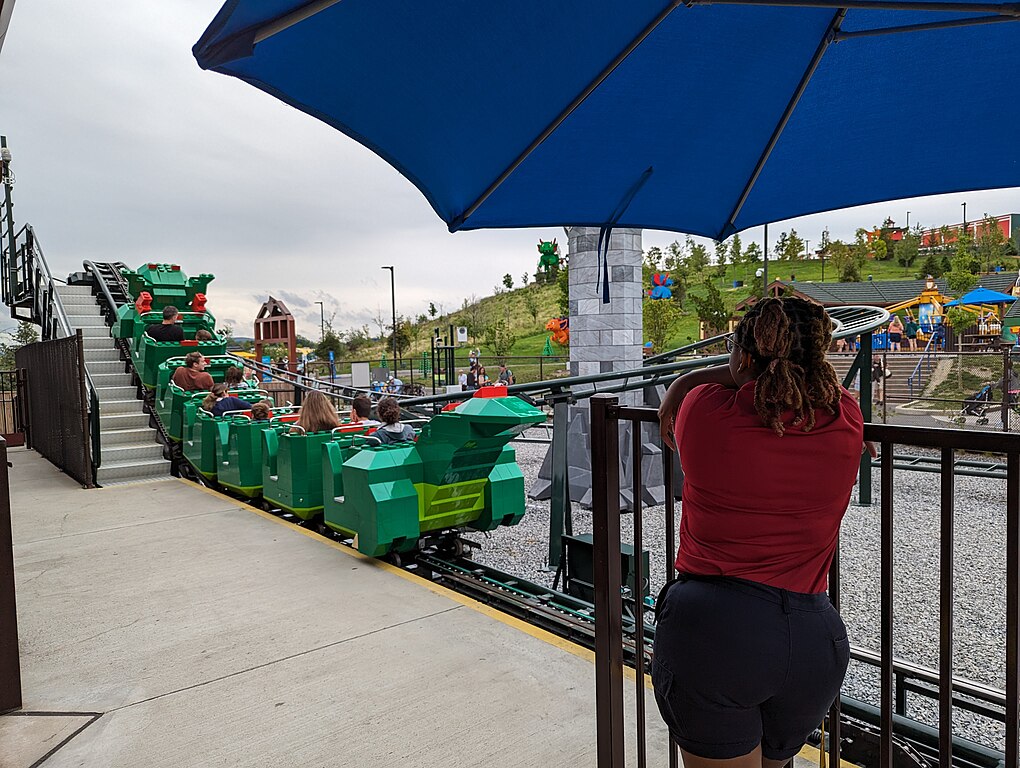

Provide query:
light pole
left=804, top=240, right=811, bottom=260
left=762, top=223, right=769, bottom=297
left=314, top=301, right=324, bottom=342
left=962, top=202, right=967, bottom=238
left=1, top=137, right=16, bottom=306
left=381, top=266, right=396, bottom=372
left=906, top=211, right=910, bottom=231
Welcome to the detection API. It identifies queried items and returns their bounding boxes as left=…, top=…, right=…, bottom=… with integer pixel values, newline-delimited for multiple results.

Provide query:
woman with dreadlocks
left=653, top=297, right=868, bottom=768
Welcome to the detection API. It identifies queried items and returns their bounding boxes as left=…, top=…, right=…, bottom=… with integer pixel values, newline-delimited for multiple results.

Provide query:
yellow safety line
left=798, top=742, right=858, bottom=768
left=176, top=478, right=596, bottom=664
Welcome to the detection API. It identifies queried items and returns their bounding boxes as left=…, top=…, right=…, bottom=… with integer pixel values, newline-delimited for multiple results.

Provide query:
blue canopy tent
left=194, top=0, right=1020, bottom=243
left=944, top=286, right=1018, bottom=306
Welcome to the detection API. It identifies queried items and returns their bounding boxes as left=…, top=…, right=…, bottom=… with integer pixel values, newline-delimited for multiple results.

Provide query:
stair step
left=91, top=372, right=133, bottom=387
left=100, top=399, right=146, bottom=415
left=99, top=412, right=150, bottom=430
left=96, top=385, right=138, bottom=402
left=83, top=336, right=117, bottom=351
left=83, top=348, right=122, bottom=363
left=66, top=315, right=108, bottom=329
left=87, top=360, right=129, bottom=375
left=56, top=285, right=95, bottom=296
left=101, top=443, right=165, bottom=462
left=57, top=294, right=100, bottom=307
left=101, top=427, right=159, bottom=447
left=79, top=326, right=113, bottom=339
left=96, top=458, right=170, bottom=486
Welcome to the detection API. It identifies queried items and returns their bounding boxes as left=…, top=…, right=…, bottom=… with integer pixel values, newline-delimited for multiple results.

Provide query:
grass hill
left=328, top=253, right=1018, bottom=384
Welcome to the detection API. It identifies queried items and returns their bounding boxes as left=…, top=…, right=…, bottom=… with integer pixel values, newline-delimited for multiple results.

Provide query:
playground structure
left=254, top=296, right=298, bottom=373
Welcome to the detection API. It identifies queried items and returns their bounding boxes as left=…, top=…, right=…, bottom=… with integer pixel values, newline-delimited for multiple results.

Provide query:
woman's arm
left=657, top=365, right=736, bottom=450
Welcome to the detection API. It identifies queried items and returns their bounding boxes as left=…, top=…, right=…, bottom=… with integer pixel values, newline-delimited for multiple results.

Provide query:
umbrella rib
left=834, top=13, right=1020, bottom=38
left=691, top=0, right=1020, bottom=14
left=253, top=0, right=344, bottom=45
left=449, top=1, right=685, bottom=230
left=721, top=8, right=846, bottom=238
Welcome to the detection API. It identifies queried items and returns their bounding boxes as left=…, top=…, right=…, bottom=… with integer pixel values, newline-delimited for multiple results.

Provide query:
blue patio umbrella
left=944, top=286, right=1018, bottom=306
left=193, top=1, right=1020, bottom=242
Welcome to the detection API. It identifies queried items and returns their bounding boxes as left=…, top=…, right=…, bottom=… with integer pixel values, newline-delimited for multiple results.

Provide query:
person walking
left=656, top=297, right=866, bottom=768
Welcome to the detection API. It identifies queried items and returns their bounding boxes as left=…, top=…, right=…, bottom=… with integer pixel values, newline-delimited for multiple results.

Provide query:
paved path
left=1, top=448, right=671, bottom=767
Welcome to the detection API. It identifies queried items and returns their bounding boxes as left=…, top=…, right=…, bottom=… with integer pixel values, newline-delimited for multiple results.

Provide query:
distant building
left=919, top=213, right=1019, bottom=249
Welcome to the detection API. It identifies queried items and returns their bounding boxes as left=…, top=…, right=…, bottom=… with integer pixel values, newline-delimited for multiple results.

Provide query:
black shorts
left=652, top=576, right=849, bottom=761
left=889, top=333, right=902, bottom=343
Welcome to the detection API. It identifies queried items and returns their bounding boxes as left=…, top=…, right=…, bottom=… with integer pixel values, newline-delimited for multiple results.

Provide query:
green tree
left=523, top=288, right=540, bottom=325
left=977, top=213, right=1006, bottom=272
left=729, top=233, right=743, bottom=265
left=521, top=272, right=529, bottom=288
left=643, top=297, right=681, bottom=351
left=745, top=242, right=762, bottom=263
left=893, top=226, right=921, bottom=274
left=315, top=328, right=345, bottom=360
left=387, top=318, right=413, bottom=357
left=557, top=260, right=570, bottom=316
left=714, top=240, right=729, bottom=270
left=687, top=242, right=709, bottom=273
left=690, top=279, right=730, bottom=335
left=0, top=322, right=39, bottom=370
left=828, top=240, right=863, bottom=282
left=502, top=273, right=514, bottom=290
left=775, top=231, right=789, bottom=261
left=783, top=229, right=805, bottom=260
left=917, top=253, right=943, bottom=279
left=944, top=247, right=979, bottom=295
left=483, top=318, right=518, bottom=359
left=428, top=302, right=438, bottom=319
left=344, top=325, right=372, bottom=355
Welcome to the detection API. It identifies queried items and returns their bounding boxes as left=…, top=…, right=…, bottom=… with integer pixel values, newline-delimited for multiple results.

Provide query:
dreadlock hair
left=733, top=296, right=842, bottom=436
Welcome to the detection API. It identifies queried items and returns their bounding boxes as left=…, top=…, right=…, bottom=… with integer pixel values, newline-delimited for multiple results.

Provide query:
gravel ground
left=464, top=433, right=1011, bottom=752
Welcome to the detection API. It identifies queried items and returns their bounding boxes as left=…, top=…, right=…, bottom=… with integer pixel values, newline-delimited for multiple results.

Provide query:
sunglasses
left=723, top=333, right=746, bottom=354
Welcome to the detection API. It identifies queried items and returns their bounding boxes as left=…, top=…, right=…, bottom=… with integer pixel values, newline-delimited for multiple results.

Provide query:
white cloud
left=1, top=1, right=1017, bottom=340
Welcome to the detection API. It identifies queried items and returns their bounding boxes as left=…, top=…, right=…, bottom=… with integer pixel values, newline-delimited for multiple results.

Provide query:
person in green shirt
left=904, top=312, right=920, bottom=352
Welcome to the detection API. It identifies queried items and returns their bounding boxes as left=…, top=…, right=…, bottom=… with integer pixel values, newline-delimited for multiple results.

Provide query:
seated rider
left=202, top=383, right=252, bottom=417
left=172, top=352, right=214, bottom=392
left=195, top=329, right=214, bottom=341
left=250, top=400, right=272, bottom=421
left=350, top=394, right=380, bottom=428
left=146, top=305, right=185, bottom=342
left=374, top=397, right=415, bottom=444
left=292, top=390, right=340, bottom=434
left=223, top=366, right=244, bottom=387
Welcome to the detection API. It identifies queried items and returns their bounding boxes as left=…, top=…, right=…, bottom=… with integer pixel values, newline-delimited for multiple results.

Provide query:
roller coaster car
left=261, top=424, right=372, bottom=520
left=218, top=411, right=300, bottom=498
left=323, top=388, right=545, bottom=557
left=154, top=357, right=246, bottom=442
left=130, top=312, right=226, bottom=389
left=181, top=394, right=276, bottom=481
left=111, top=263, right=222, bottom=388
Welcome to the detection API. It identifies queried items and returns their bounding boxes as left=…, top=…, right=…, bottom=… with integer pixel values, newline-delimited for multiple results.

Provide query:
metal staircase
left=56, top=281, right=169, bottom=484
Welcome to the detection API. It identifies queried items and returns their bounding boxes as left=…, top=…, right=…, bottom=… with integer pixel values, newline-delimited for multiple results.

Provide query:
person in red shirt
left=653, top=297, right=868, bottom=768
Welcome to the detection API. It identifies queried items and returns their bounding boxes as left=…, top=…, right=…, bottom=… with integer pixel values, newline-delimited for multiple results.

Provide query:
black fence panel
left=0, top=370, right=25, bottom=447
left=0, top=438, right=19, bottom=714
left=15, top=332, right=93, bottom=487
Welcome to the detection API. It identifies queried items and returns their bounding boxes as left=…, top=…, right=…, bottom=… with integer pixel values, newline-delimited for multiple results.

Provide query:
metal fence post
left=548, top=398, right=571, bottom=568
left=859, top=332, right=874, bottom=505
left=0, top=437, right=21, bottom=714
left=591, top=394, right=624, bottom=768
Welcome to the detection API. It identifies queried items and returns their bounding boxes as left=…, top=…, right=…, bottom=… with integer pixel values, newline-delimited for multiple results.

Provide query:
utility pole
left=381, top=266, right=397, bottom=372
left=762, top=223, right=769, bottom=297
left=804, top=240, right=811, bottom=260
left=314, top=300, right=324, bottom=342
left=906, top=211, right=910, bottom=231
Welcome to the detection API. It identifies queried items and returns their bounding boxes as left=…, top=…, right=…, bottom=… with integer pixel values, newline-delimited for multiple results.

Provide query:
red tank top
left=673, top=381, right=863, bottom=593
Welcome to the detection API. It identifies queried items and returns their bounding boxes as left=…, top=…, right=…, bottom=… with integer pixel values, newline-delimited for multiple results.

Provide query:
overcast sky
left=1, top=1, right=1018, bottom=340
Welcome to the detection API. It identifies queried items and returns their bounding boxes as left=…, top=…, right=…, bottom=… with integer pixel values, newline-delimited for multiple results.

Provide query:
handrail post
left=859, top=331, right=874, bottom=505
left=591, top=394, right=624, bottom=768
left=0, top=437, right=21, bottom=714
left=548, top=397, right=571, bottom=568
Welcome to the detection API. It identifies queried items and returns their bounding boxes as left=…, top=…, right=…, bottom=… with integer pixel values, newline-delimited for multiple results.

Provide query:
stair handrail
left=82, top=260, right=128, bottom=322
left=5, top=227, right=102, bottom=478
left=907, top=332, right=939, bottom=398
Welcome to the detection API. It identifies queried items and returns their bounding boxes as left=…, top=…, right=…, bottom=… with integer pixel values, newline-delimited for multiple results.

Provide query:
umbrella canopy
left=193, top=1, right=1020, bottom=240
left=944, top=286, right=1019, bottom=306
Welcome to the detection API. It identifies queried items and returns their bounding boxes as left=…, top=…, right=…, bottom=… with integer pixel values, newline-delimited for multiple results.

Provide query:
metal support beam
left=0, top=438, right=21, bottom=714
left=859, top=332, right=874, bottom=505
left=548, top=399, right=571, bottom=568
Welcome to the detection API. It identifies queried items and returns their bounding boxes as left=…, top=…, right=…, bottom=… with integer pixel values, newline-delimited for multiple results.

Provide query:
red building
left=920, top=213, right=1019, bottom=249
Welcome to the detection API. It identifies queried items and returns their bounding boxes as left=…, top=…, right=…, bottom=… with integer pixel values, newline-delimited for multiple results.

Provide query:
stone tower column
left=566, top=227, right=643, bottom=402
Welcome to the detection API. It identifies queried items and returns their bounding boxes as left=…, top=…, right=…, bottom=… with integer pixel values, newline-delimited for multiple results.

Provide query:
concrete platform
left=2, top=448, right=673, bottom=767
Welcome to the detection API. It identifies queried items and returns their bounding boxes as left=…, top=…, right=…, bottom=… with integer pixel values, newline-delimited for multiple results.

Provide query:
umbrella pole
left=763, top=223, right=769, bottom=296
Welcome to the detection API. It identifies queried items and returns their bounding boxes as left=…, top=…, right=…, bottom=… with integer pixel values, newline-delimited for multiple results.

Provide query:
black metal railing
left=0, top=437, right=19, bottom=714
left=15, top=332, right=94, bottom=488
left=0, top=370, right=25, bottom=447
left=590, top=393, right=1020, bottom=768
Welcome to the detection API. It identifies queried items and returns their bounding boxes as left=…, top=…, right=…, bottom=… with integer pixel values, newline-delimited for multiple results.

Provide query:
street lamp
left=804, top=240, right=811, bottom=260
left=381, top=265, right=397, bottom=372
left=962, top=202, right=967, bottom=237
left=314, top=300, right=324, bottom=342
left=906, top=211, right=910, bottom=231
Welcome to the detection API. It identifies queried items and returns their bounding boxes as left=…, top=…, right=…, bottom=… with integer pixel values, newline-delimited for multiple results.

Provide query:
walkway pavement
left=1, top=448, right=670, bottom=767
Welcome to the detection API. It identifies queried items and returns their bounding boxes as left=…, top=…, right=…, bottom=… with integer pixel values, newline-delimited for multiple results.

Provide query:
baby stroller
left=961, top=383, right=996, bottom=424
